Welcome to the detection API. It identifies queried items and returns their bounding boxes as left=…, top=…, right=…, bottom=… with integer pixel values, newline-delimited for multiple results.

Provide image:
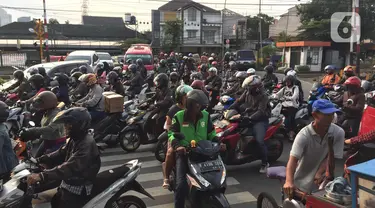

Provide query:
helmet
left=71, top=72, right=83, bottom=84
left=78, top=74, right=89, bottom=82
left=284, top=75, right=295, bottom=85
left=164, top=53, right=168, bottom=57
left=38, top=67, right=46, bottom=76
left=126, top=59, right=133, bottom=65
left=183, top=56, right=188, bottom=60
left=0, top=101, right=9, bottom=123
left=175, top=85, right=193, bottom=104
left=79, top=65, right=88, bottom=74
left=170, top=52, right=175, bottom=56
left=235, top=71, right=247, bottom=79
left=344, top=76, right=361, bottom=88
left=29, top=67, right=39, bottom=76
left=160, top=59, right=167, bottom=66
left=201, top=64, right=208, bottom=72
left=242, top=75, right=262, bottom=89
left=362, top=80, right=371, bottom=92
left=208, top=57, right=214, bottom=61
left=229, top=61, right=236, bottom=69
left=225, top=52, right=230, bottom=56
left=96, top=62, right=104, bottom=70
left=191, top=80, right=205, bottom=90
left=52, top=107, right=91, bottom=138
left=53, top=73, right=69, bottom=86
left=29, top=74, right=45, bottom=89
left=128, top=64, right=137, bottom=73
left=190, top=72, right=203, bottom=81
left=284, top=68, right=293, bottom=76
left=186, top=89, right=209, bottom=107
left=188, top=53, right=193, bottom=57
left=112, top=66, right=122, bottom=74
left=247, top=68, right=256, bottom=75
left=70, top=67, right=79, bottom=75
left=208, top=67, right=217, bottom=73
left=170, top=72, right=179, bottom=82
left=324, top=65, right=336, bottom=72
left=136, top=59, right=143, bottom=66
left=153, top=73, right=169, bottom=89
left=82, top=73, right=97, bottom=86
left=287, top=70, right=297, bottom=77
left=13, top=70, right=24, bottom=80
left=211, top=53, right=216, bottom=57
left=212, top=61, right=218, bottom=66
left=344, top=65, right=354, bottom=72
left=106, top=71, right=119, bottom=84
left=32, top=91, right=58, bottom=111
left=264, top=65, right=274, bottom=73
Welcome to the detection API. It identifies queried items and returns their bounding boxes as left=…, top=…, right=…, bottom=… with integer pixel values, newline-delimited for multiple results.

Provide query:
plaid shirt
left=350, top=129, right=375, bottom=145
left=61, top=180, right=93, bottom=196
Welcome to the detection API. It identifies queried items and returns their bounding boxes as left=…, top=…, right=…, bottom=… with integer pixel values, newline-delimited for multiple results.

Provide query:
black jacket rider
left=262, top=73, right=278, bottom=89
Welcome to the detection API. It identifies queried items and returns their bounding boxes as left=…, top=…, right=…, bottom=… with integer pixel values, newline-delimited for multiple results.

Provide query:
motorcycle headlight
left=216, top=132, right=224, bottom=138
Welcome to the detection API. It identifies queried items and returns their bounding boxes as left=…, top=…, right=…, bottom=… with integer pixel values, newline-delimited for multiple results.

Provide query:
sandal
left=162, top=179, right=170, bottom=189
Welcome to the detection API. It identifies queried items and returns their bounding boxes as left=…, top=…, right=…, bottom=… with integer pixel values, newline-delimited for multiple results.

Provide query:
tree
left=296, top=0, right=375, bottom=41
left=48, top=18, right=59, bottom=24
left=118, top=38, right=149, bottom=49
left=162, top=20, right=183, bottom=51
left=246, top=13, right=275, bottom=40
left=65, top=20, right=70, bottom=24
left=261, top=45, right=280, bottom=59
left=276, top=31, right=293, bottom=42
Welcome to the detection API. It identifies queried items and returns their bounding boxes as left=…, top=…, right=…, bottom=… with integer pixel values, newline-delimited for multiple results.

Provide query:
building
left=151, top=0, right=222, bottom=53
left=269, top=6, right=300, bottom=38
left=222, top=8, right=247, bottom=49
left=0, top=8, right=12, bottom=27
left=17, top=17, right=31, bottom=22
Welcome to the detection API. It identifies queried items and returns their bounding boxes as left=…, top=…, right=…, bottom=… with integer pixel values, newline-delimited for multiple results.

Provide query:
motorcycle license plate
left=199, top=160, right=222, bottom=173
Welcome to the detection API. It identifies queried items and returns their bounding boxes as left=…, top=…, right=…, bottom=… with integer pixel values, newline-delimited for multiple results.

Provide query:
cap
left=312, top=99, right=340, bottom=114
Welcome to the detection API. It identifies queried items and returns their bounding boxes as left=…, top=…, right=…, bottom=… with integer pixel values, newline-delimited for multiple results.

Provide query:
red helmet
left=344, top=76, right=361, bottom=87
left=212, top=61, right=218, bottom=66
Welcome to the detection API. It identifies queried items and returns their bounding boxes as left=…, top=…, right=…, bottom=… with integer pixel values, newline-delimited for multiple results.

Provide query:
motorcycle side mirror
left=347, top=99, right=354, bottom=105
left=28, top=121, right=35, bottom=127
left=173, top=133, right=185, bottom=141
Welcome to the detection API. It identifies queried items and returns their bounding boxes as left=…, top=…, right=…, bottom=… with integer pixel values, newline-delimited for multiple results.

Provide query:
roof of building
left=158, top=0, right=217, bottom=13
left=0, top=22, right=146, bottom=41
left=82, top=16, right=124, bottom=26
left=222, top=8, right=244, bottom=17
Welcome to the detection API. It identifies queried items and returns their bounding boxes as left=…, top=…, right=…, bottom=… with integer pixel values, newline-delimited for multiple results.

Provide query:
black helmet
left=284, top=68, right=293, bottom=76
left=38, top=67, right=47, bottom=76
left=160, top=59, right=167, bottom=66
left=0, top=101, right=9, bottom=123
left=128, top=64, right=137, bottom=73
left=29, top=74, right=45, bottom=89
left=175, top=85, right=193, bottom=104
left=79, top=65, right=88, bottom=74
left=70, top=67, right=79, bottom=75
left=13, top=70, right=24, bottom=80
left=201, top=64, right=208, bottom=72
left=264, top=65, right=274, bottom=73
left=71, top=72, right=83, bottom=80
left=112, top=66, right=122, bottom=74
left=32, top=91, right=58, bottom=111
left=52, top=107, right=91, bottom=138
left=136, top=59, right=143, bottom=66
left=170, top=72, right=179, bottom=82
left=29, top=67, right=39, bottom=76
left=190, top=72, right=203, bottom=81
left=284, top=75, right=295, bottom=85
left=186, top=89, right=209, bottom=107
left=153, top=73, right=169, bottom=89
left=53, top=73, right=70, bottom=86
left=106, top=71, right=119, bottom=85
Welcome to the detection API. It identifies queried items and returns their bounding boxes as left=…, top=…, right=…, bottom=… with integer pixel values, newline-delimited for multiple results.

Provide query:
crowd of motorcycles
left=3, top=52, right=375, bottom=208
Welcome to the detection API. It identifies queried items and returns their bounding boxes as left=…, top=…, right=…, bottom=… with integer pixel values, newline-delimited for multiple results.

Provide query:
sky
left=0, top=0, right=310, bottom=31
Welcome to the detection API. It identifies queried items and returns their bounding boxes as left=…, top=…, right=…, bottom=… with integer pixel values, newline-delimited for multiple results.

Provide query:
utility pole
left=257, top=0, right=263, bottom=69
left=43, top=0, right=49, bottom=62
left=283, top=10, right=290, bottom=66
left=221, top=0, right=227, bottom=63
left=35, top=19, right=44, bottom=62
left=352, top=0, right=360, bottom=75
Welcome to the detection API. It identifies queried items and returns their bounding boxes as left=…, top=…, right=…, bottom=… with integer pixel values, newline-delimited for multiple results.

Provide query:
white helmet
left=242, top=75, right=262, bottom=88
left=247, top=68, right=256, bottom=75
left=208, top=67, right=217, bottom=73
left=235, top=71, right=247, bottom=79
left=208, top=57, right=214, bottom=61
left=287, top=70, right=297, bottom=77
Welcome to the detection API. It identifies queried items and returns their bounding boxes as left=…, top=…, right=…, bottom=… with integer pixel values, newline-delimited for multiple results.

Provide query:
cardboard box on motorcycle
left=103, top=92, right=124, bottom=113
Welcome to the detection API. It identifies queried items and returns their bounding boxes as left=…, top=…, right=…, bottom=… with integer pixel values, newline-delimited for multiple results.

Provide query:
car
left=97, top=52, right=114, bottom=69
left=65, top=50, right=100, bottom=68
left=0, top=60, right=93, bottom=90
left=123, top=44, right=154, bottom=73
left=234, top=50, right=256, bottom=71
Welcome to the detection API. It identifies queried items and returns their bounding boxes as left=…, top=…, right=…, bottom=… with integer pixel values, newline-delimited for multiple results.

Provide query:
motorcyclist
left=124, top=64, right=143, bottom=99
left=208, top=57, right=214, bottom=68
left=228, top=75, right=271, bottom=173
left=272, top=75, right=300, bottom=141
left=79, top=65, right=88, bottom=74
left=70, top=72, right=89, bottom=101
left=169, top=72, right=180, bottom=101
left=157, top=59, right=169, bottom=74
left=167, top=52, right=177, bottom=65
left=26, top=107, right=101, bottom=208
left=23, top=74, right=47, bottom=105
left=261, top=65, right=278, bottom=92
left=224, top=61, right=237, bottom=89
left=20, top=91, right=66, bottom=157
left=335, top=76, right=365, bottom=137
left=191, top=80, right=209, bottom=98
left=137, top=58, right=147, bottom=79
left=286, top=70, right=304, bottom=105
left=185, top=56, right=196, bottom=72
left=201, top=52, right=208, bottom=64
left=162, top=85, right=193, bottom=189
left=223, top=71, right=247, bottom=99
left=106, top=71, right=125, bottom=96
left=181, top=66, right=192, bottom=85
left=247, top=68, right=256, bottom=76
left=321, top=65, right=340, bottom=87
left=224, top=52, right=231, bottom=64
left=204, top=67, right=222, bottom=113
left=168, top=89, right=226, bottom=208
left=190, top=72, right=203, bottom=81
left=38, top=67, right=51, bottom=87
left=52, top=73, right=71, bottom=106
left=200, top=63, right=209, bottom=80
left=4, top=70, right=31, bottom=99
left=339, top=65, right=356, bottom=84
left=76, top=73, right=105, bottom=124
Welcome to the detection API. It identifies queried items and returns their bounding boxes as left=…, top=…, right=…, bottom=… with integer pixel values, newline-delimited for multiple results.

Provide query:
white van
left=65, top=50, right=100, bottom=68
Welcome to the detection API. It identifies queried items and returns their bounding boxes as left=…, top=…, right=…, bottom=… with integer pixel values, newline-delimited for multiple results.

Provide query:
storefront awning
left=276, top=41, right=331, bottom=48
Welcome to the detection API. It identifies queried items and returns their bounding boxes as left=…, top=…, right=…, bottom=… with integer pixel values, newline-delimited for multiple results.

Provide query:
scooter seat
left=91, top=165, right=130, bottom=197
left=267, top=166, right=286, bottom=180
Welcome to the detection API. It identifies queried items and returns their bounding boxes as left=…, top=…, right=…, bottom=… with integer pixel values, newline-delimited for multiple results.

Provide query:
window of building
left=307, top=47, right=320, bottom=65
left=187, top=30, right=197, bottom=38
left=188, top=8, right=197, bottom=21
left=204, top=31, right=215, bottom=43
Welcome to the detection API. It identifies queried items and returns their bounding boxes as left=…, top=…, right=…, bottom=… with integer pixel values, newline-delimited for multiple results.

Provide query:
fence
left=0, top=52, right=27, bottom=68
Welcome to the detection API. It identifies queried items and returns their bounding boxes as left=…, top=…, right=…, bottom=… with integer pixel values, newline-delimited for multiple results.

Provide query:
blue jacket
left=0, top=124, right=18, bottom=175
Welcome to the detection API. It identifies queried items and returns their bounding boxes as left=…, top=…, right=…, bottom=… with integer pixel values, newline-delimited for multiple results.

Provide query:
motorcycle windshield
left=311, top=82, right=322, bottom=92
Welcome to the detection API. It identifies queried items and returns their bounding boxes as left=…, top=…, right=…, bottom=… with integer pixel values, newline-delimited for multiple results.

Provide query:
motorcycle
left=13, top=121, right=36, bottom=160
left=167, top=134, right=230, bottom=208
left=215, top=110, right=284, bottom=165
left=0, top=158, right=153, bottom=208
left=211, top=95, right=235, bottom=122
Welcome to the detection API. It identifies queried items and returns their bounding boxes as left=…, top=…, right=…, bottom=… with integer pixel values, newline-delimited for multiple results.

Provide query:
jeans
left=89, top=110, right=107, bottom=125
left=174, top=153, right=188, bottom=208
left=253, top=120, right=269, bottom=164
